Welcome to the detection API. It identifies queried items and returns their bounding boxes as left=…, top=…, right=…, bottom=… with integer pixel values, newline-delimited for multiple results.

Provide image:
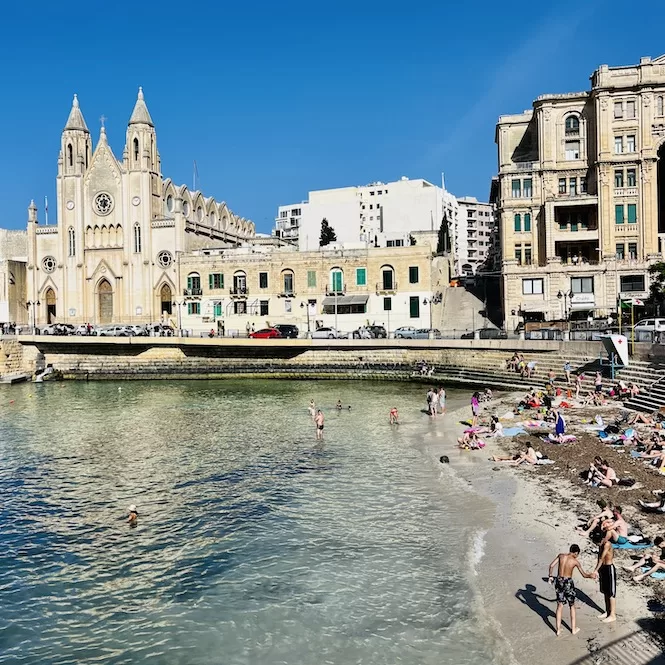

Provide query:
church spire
left=64, top=94, right=89, bottom=132
left=128, top=87, right=154, bottom=127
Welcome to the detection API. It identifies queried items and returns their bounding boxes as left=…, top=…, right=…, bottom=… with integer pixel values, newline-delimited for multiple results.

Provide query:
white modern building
left=455, top=197, right=496, bottom=275
left=273, top=177, right=460, bottom=254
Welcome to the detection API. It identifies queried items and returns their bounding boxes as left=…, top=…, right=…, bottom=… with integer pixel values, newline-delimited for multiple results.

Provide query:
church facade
left=27, top=90, right=255, bottom=327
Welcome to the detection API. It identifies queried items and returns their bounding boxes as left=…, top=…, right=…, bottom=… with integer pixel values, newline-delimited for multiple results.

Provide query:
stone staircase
left=624, top=374, right=665, bottom=412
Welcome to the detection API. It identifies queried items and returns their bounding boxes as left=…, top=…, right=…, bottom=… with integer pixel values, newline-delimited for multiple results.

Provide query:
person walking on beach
left=471, top=392, right=480, bottom=426
left=594, top=539, right=617, bottom=623
left=575, top=372, right=585, bottom=399
left=563, top=361, right=572, bottom=385
left=548, top=544, right=597, bottom=636
left=438, top=387, right=446, bottom=414
left=315, top=410, right=324, bottom=440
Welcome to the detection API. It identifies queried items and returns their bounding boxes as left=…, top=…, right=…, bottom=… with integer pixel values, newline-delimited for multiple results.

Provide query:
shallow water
left=0, top=380, right=503, bottom=664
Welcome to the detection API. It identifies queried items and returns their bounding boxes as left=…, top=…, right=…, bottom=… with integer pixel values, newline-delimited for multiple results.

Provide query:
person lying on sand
left=576, top=499, right=614, bottom=537
left=492, top=444, right=538, bottom=466
left=624, top=536, right=665, bottom=577
left=627, top=412, right=656, bottom=426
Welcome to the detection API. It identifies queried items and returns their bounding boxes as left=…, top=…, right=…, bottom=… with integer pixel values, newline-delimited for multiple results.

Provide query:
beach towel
left=613, top=541, right=652, bottom=550
left=536, top=459, right=555, bottom=465
left=502, top=427, right=527, bottom=437
left=640, top=567, right=665, bottom=580
left=542, top=433, right=577, bottom=444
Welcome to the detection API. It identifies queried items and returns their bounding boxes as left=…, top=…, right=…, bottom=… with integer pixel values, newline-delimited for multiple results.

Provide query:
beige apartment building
left=495, top=55, right=665, bottom=332
left=178, top=244, right=434, bottom=335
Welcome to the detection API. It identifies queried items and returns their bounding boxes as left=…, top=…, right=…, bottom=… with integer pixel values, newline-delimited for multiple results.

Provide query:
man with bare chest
left=548, top=544, right=597, bottom=636
left=594, top=539, right=617, bottom=623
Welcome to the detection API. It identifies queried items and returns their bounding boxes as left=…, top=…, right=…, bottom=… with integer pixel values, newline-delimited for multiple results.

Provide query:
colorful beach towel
left=502, top=427, right=527, bottom=437
left=640, top=567, right=665, bottom=580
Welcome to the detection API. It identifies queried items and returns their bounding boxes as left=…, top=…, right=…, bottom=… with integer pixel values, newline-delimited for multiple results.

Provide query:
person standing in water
left=336, top=400, right=343, bottom=411
left=548, top=544, right=597, bottom=636
left=437, top=387, right=446, bottom=414
left=389, top=407, right=399, bottom=425
left=315, top=410, right=325, bottom=440
left=127, top=504, right=138, bottom=526
left=308, top=399, right=316, bottom=418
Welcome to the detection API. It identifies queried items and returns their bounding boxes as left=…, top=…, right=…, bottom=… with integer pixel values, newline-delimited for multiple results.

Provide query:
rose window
left=42, top=256, right=56, bottom=273
left=93, top=192, right=114, bottom=216
left=157, top=250, right=173, bottom=268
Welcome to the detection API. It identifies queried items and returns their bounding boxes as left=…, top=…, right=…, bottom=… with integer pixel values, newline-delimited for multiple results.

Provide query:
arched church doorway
left=98, top=279, right=113, bottom=324
left=658, top=143, right=665, bottom=234
left=160, top=284, right=173, bottom=316
left=45, top=288, right=56, bottom=323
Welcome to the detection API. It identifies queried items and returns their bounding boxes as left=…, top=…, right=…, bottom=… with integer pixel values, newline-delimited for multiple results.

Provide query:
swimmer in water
left=389, top=407, right=399, bottom=425
left=127, top=504, right=138, bottom=526
left=315, top=410, right=324, bottom=440
left=336, top=400, right=343, bottom=410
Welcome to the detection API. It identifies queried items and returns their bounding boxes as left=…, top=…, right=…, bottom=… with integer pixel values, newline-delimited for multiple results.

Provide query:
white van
left=633, top=318, right=665, bottom=336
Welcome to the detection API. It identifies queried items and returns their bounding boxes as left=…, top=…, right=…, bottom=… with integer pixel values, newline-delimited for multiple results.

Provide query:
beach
left=421, top=395, right=665, bottom=665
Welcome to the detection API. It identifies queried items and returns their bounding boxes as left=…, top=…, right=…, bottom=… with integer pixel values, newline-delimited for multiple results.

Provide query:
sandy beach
left=417, top=395, right=665, bottom=665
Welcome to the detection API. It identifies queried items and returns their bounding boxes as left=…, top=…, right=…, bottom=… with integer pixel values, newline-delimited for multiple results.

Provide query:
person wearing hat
left=127, top=505, right=138, bottom=525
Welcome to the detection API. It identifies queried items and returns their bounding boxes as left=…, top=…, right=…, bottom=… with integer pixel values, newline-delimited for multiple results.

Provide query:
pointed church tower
left=126, top=87, right=159, bottom=174
left=59, top=94, right=92, bottom=177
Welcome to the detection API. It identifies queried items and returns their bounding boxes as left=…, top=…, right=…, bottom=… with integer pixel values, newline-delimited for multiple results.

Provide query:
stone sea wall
left=0, top=337, right=606, bottom=386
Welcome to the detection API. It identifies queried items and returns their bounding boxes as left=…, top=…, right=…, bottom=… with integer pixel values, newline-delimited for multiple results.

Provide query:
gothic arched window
left=68, top=227, right=75, bottom=257
left=133, top=223, right=142, bottom=253
left=67, top=144, right=73, bottom=167
left=133, top=138, right=139, bottom=162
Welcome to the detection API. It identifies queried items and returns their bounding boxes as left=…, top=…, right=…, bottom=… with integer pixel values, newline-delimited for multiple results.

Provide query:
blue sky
left=2, top=1, right=665, bottom=233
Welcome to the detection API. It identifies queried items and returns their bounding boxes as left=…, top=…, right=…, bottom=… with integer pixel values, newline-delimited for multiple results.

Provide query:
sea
left=0, top=379, right=511, bottom=665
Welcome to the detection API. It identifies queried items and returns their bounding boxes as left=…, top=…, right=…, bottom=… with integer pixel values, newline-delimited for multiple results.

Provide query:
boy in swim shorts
left=548, top=544, right=597, bottom=636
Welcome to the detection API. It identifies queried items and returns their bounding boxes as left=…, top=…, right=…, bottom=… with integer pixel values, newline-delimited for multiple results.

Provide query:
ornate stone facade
left=27, top=90, right=255, bottom=326
left=495, top=55, right=665, bottom=332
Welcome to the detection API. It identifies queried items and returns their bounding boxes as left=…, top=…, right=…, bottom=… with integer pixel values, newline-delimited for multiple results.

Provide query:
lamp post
left=172, top=299, right=184, bottom=336
left=422, top=297, right=433, bottom=337
left=26, top=300, right=40, bottom=334
left=300, top=301, right=311, bottom=338
left=557, top=290, right=574, bottom=321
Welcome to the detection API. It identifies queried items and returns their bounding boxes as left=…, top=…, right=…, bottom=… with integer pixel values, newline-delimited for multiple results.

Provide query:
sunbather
left=576, top=499, right=614, bottom=537
left=492, top=444, right=538, bottom=466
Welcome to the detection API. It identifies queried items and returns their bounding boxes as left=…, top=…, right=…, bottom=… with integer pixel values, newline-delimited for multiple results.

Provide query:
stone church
left=27, top=89, right=255, bottom=326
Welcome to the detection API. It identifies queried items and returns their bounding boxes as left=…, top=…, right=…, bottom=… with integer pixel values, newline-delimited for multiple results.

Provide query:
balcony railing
left=183, top=288, right=202, bottom=297
left=230, top=287, right=249, bottom=297
left=278, top=290, right=296, bottom=298
left=326, top=285, right=345, bottom=296
left=375, top=281, right=397, bottom=294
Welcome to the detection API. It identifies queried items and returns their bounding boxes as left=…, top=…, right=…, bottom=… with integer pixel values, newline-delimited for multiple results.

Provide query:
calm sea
left=0, top=379, right=507, bottom=665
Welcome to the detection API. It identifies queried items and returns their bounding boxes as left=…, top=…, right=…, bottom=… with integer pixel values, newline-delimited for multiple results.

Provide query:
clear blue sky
left=2, top=0, right=665, bottom=233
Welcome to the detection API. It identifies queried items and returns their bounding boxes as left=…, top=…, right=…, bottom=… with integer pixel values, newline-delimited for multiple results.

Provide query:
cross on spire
left=100, top=114, right=107, bottom=128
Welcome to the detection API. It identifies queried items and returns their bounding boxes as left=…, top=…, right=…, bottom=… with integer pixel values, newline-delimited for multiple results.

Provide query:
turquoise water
left=0, top=380, right=501, bottom=665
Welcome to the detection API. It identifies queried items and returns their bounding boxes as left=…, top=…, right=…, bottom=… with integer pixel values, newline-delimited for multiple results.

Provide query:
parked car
left=40, top=324, right=60, bottom=335
left=351, top=326, right=372, bottom=339
left=367, top=325, right=387, bottom=339
left=460, top=328, right=508, bottom=340
left=633, top=318, right=665, bottom=336
left=274, top=324, right=299, bottom=339
left=145, top=323, right=175, bottom=337
left=74, top=324, right=95, bottom=335
left=414, top=328, right=442, bottom=339
left=394, top=326, right=418, bottom=339
left=95, top=325, right=134, bottom=337
left=125, top=324, right=149, bottom=336
left=311, top=327, right=345, bottom=339
left=40, top=323, right=75, bottom=336
left=250, top=327, right=282, bottom=339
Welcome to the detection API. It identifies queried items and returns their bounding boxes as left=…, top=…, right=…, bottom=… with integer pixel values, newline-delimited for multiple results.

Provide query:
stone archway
left=160, top=283, right=173, bottom=315
left=98, top=279, right=113, bottom=324
left=45, top=288, right=56, bottom=323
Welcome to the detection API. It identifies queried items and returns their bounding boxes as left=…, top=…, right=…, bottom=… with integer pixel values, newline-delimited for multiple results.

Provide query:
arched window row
left=85, top=224, right=123, bottom=249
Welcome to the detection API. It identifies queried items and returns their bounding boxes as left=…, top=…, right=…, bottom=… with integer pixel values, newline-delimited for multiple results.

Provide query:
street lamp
left=557, top=290, right=574, bottom=321
left=172, top=299, right=184, bottom=336
left=26, top=300, right=40, bottom=334
left=422, top=297, right=433, bottom=336
left=300, top=301, right=311, bottom=337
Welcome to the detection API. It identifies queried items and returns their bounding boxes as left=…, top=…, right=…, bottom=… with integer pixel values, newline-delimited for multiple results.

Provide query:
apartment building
left=496, top=55, right=665, bottom=332
left=178, top=244, right=434, bottom=335
left=272, top=176, right=459, bottom=255
left=455, top=197, right=496, bottom=275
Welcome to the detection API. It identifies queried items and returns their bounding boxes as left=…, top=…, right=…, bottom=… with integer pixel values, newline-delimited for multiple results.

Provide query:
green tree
left=436, top=213, right=450, bottom=255
left=648, top=262, right=665, bottom=311
left=319, top=218, right=337, bottom=246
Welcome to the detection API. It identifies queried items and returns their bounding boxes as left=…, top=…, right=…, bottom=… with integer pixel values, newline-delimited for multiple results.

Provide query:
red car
left=249, top=327, right=282, bottom=339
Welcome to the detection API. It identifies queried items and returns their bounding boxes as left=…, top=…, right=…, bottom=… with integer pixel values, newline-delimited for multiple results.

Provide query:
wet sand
left=415, top=399, right=663, bottom=665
